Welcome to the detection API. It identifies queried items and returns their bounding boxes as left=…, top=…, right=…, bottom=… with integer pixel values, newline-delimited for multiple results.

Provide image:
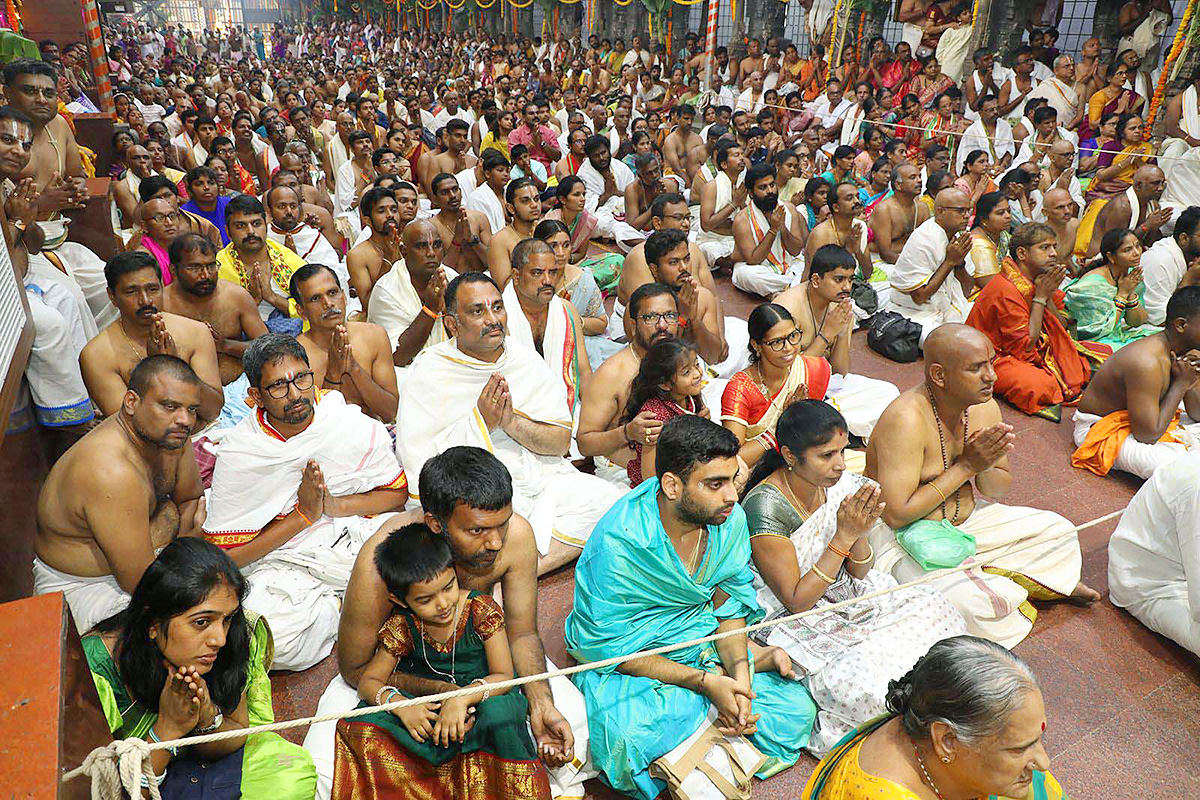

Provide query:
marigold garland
left=1146, top=0, right=1197, bottom=137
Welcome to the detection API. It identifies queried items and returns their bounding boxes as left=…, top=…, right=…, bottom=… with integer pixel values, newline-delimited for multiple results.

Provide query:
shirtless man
left=302, top=447, right=584, bottom=800
left=870, top=163, right=930, bottom=265
left=161, top=233, right=267, bottom=386
left=775, top=244, right=900, bottom=438
left=578, top=282, right=679, bottom=469
left=1075, top=37, right=1103, bottom=100
left=736, top=38, right=765, bottom=90
left=866, top=323, right=1097, bottom=644
left=1073, top=286, right=1200, bottom=479
left=1042, top=188, right=1082, bottom=275
left=80, top=251, right=223, bottom=424
left=624, top=153, right=679, bottom=235
left=291, top=263, right=399, bottom=424
left=112, top=144, right=155, bottom=230
left=429, top=172, right=492, bottom=273
left=3, top=59, right=89, bottom=221
left=1084, top=165, right=1171, bottom=259
left=645, top=228, right=729, bottom=366
left=662, top=104, right=703, bottom=183
left=486, top=177, right=540, bottom=288
left=805, top=182, right=872, bottom=279
left=429, top=118, right=478, bottom=178
left=279, top=151, right=336, bottom=216
left=34, top=355, right=205, bottom=633
left=346, top=186, right=401, bottom=313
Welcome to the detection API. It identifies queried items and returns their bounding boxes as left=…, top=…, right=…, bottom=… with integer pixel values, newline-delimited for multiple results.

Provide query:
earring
left=941, top=757, right=951, bottom=763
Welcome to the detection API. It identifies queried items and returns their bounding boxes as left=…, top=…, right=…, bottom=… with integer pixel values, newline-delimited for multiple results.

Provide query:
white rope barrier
left=691, top=89, right=1200, bottom=165
left=61, top=506, right=1126, bottom=797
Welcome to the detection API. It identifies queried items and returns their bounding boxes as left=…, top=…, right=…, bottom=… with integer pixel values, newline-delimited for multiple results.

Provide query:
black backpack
left=867, top=310, right=923, bottom=363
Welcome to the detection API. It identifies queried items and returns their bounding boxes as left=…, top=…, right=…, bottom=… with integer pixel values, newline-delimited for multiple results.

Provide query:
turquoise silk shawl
left=565, top=478, right=815, bottom=798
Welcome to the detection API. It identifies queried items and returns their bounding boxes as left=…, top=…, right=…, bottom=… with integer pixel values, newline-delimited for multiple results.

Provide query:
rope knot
left=65, top=737, right=160, bottom=800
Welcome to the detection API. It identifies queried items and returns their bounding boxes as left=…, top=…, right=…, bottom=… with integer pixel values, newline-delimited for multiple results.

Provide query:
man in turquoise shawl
left=565, top=415, right=816, bottom=799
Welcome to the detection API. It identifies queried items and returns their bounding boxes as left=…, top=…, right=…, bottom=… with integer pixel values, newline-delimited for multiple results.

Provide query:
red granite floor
left=271, top=273, right=1200, bottom=798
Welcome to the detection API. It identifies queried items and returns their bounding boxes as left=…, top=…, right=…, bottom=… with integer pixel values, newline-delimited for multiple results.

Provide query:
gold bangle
left=848, top=544, right=874, bottom=564
left=928, top=481, right=948, bottom=504
left=811, top=565, right=837, bottom=585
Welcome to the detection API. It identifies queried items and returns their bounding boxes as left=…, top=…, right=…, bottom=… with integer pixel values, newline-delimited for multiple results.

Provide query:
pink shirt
left=508, top=124, right=559, bottom=169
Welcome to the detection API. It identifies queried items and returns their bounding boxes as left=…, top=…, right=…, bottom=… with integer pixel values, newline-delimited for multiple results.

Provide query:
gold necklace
left=684, top=528, right=708, bottom=575
left=117, top=319, right=146, bottom=361
left=779, top=470, right=824, bottom=521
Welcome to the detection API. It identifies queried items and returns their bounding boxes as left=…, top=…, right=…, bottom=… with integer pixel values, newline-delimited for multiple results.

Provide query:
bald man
left=365, top=218, right=458, bottom=371
left=1080, top=165, right=1171, bottom=261
left=1041, top=188, right=1082, bottom=274
left=886, top=188, right=976, bottom=348
left=866, top=323, right=1096, bottom=648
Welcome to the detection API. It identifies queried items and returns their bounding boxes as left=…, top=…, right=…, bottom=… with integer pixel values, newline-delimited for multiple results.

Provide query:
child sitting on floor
left=332, top=523, right=551, bottom=799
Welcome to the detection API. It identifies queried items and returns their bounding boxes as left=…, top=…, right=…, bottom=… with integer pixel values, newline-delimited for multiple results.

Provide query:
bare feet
left=749, top=642, right=798, bottom=679
left=1068, top=580, right=1101, bottom=605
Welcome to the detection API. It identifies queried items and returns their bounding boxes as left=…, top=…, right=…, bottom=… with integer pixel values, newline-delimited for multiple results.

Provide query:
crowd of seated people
left=17, top=9, right=1200, bottom=799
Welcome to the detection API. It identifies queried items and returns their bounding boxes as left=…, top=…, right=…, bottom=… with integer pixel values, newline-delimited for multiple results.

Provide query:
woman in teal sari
left=83, top=539, right=316, bottom=800
left=1064, top=228, right=1159, bottom=350
left=564, top=416, right=816, bottom=800
left=803, top=636, right=1068, bottom=800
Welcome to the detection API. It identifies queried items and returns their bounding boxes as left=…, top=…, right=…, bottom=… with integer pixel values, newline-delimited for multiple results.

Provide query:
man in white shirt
left=887, top=188, right=976, bottom=346
left=1027, top=54, right=1084, bottom=131
left=805, top=79, right=853, bottom=153
left=432, top=89, right=475, bottom=130
left=957, top=94, right=1014, bottom=174
left=1142, top=206, right=1200, bottom=326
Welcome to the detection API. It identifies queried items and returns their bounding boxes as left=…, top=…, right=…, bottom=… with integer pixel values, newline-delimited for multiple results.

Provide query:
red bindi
left=1041, top=722, right=1046, bottom=732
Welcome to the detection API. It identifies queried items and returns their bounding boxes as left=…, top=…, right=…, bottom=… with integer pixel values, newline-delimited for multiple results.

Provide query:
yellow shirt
left=216, top=239, right=306, bottom=318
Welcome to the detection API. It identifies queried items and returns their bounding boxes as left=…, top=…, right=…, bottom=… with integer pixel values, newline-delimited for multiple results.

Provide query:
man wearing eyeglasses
left=579, top=282, right=681, bottom=484
left=612, top=193, right=717, bottom=339
left=134, top=198, right=181, bottom=284
left=203, top=332, right=408, bottom=671
left=887, top=187, right=977, bottom=349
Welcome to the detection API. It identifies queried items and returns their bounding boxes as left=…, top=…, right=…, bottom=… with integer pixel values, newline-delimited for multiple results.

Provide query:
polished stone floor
left=271, top=270, right=1200, bottom=798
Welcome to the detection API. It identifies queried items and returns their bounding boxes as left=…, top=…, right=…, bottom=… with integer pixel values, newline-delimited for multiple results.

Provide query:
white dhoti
left=242, top=515, right=389, bottom=671
left=22, top=281, right=94, bottom=427
left=35, top=220, right=117, bottom=329
left=825, top=373, right=900, bottom=440
left=399, top=340, right=622, bottom=555
left=579, top=159, right=640, bottom=251
left=709, top=316, right=751, bottom=379
left=731, top=203, right=805, bottom=297
left=1161, top=86, right=1200, bottom=209
left=1072, top=410, right=1198, bottom=479
left=871, top=502, right=1084, bottom=649
left=303, top=659, right=595, bottom=800
left=204, top=391, right=407, bottom=670
left=33, top=556, right=129, bottom=634
left=887, top=218, right=975, bottom=347
left=1108, top=453, right=1200, bottom=657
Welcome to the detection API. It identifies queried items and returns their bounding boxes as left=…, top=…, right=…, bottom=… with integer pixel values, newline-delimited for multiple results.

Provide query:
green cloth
left=81, top=617, right=317, bottom=800
left=0, top=32, right=39, bottom=64
left=348, top=594, right=539, bottom=764
left=1063, top=271, right=1158, bottom=350
left=894, top=518, right=977, bottom=570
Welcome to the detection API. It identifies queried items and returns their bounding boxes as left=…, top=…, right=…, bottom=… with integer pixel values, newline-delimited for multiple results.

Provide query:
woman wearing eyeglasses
left=721, top=303, right=832, bottom=484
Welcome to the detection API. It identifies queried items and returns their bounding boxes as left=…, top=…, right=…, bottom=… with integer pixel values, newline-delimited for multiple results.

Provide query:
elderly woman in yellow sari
left=1083, top=113, right=1154, bottom=202
left=802, top=636, right=1070, bottom=800
left=722, top=303, right=832, bottom=479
